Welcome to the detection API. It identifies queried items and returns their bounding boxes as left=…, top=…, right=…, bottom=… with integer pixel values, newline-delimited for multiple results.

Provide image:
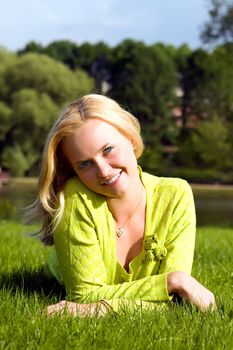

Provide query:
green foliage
left=0, top=52, right=95, bottom=176
left=12, top=88, right=58, bottom=128
left=175, top=43, right=233, bottom=140
left=3, top=53, right=94, bottom=104
left=201, top=0, right=233, bottom=45
left=0, top=199, right=18, bottom=220
left=74, top=41, right=112, bottom=70
left=110, top=40, right=178, bottom=144
left=18, top=41, right=43, bottom=54
left=73, top=69, right=96, bottom=96
left=177, top=116, right=232, bottom=173
left=1, top=144, right=36, bottom=176
left=74, top=41, right=113, bottom=93
left=1, top=40, right=233, bottom=181
left=0, top=221, right=233, bottom=349
left=191, top=116, right=232, bottom=170
left=12, top=88, right=58, bottom=132
left=25, top=40, right=113, bottom=91
left=0, top=101, right=12, bottom=141
left=0, top=48, right=17, bottom=99
left=43, top=40, right=78, bottom=69
left=0, top=89, right=59, bottom=176
left=0, top=47, right=16, bottom=72
left=139, top=146, right=163, bottom=173
left=204, top=46, right=233, bottom=120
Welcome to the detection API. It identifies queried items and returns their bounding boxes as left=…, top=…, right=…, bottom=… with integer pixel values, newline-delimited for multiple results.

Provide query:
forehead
left=73, top=118, right=124, bottom=142
left=62, top=118, right=128, bottom=160
left=76, top=118, right=123, bottom=139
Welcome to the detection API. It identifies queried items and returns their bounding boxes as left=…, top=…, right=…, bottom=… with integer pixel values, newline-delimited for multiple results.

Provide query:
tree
left=2, top=53, right=94, bottom=104
left=0, top=52, right=95, bottom=176
left=24, top=40, right=113, bottom=93
left=0, top=89, right=59, bottom=176
left=174, top=43, right=233, bottom=145
left=74, top=42, right=112, bottom=93
left=175, top=46, right=208, bottom=131
left=0, top=47, right=16, bottom=70
left=18, top=41, right=43, bottom=54
left=0, top=48, right=17, bottom=100
left=201, top=0, right=233, bottom=45
left=1, top=144, right=36, bottom=176
left=44, top=40, right=78, bottom=69
left=0, top=102, right=12, bottom=142
left=109, top=40, right=178, bottom=147
left=178, top=116, right=233, bottom=171
left=195, top=46, right=233, bottom=122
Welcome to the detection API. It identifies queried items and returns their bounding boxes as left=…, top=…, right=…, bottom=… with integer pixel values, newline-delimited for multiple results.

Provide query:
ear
left=130, top=138, right=137, bottom=151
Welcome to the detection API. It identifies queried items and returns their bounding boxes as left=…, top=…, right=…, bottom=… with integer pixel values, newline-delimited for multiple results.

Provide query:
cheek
left=115, top=144, right=136, bottom=162
left=116, top=149, right=138, bottom=171
left=75, top=169, right=96, bottom=186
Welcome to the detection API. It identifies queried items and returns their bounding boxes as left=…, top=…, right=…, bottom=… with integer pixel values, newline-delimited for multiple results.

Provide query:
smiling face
left=62, top=118, right=139, bottom=198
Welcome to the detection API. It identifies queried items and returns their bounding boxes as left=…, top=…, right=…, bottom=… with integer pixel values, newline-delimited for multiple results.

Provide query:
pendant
left=116, top=227, right=124, bottom=237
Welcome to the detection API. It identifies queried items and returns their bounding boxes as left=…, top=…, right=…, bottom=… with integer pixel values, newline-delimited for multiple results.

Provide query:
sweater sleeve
left=53, top=188, right=171, bottom=307
left=159, top=180, right=196, bottom=275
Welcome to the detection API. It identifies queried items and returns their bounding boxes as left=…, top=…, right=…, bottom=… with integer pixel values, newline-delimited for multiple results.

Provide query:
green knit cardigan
left=47, top=168, right=196, bottom=312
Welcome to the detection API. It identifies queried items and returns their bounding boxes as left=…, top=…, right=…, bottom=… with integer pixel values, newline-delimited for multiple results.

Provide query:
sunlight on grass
left=0, top=220, right=232, bottom=349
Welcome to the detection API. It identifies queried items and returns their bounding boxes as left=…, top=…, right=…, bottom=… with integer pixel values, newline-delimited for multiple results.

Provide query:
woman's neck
left=106, top=174, right=145, bottom=225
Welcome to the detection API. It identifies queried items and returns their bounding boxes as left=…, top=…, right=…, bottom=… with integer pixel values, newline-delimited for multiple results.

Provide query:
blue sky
left=0, top=0, right=210, bottom=51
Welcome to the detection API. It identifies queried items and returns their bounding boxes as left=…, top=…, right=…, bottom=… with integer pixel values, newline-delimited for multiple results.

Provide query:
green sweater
left=47, top=168, right=196, bottom=312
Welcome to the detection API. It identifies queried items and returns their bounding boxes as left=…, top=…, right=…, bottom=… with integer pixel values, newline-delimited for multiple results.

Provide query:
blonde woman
left=30, top=94, right=215, bottom=316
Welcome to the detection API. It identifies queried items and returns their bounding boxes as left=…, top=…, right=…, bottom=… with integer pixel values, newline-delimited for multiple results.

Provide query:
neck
left=106, top=173, right=144, bottom=224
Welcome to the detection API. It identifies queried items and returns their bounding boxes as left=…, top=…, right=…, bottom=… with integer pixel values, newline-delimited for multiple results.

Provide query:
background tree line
left=0, top=0, right=233, bottom=182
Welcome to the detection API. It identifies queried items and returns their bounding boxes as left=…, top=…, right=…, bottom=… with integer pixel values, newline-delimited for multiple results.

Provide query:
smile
left=103, top=172, right=121, bottom=185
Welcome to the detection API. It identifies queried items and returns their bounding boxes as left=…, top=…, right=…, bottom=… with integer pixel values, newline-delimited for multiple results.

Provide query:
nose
left=95, top=157, right=111, bottom=178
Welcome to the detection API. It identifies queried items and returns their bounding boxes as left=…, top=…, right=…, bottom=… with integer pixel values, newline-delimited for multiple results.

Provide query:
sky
left=0, top=0, right=210, bottom=51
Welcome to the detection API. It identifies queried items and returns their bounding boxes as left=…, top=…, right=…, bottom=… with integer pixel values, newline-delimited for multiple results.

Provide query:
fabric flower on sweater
left=154, top=246, right=167, bottom=260
left=143, top=234, right=167, bottom=262
left=143, top=250, right=154, bottom=262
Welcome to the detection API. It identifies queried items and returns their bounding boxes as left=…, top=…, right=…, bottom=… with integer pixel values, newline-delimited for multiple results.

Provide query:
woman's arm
left=158, top=180, right=215, bottom=311
left=167, top=271, right=215, bottom=311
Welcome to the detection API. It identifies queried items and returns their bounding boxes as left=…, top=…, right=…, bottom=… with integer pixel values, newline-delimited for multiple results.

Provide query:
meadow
left=0, top=220, right=232, bottom=349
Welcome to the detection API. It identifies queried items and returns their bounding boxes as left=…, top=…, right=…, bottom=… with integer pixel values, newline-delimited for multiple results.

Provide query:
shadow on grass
left=0, top=268, right=66, bottom=299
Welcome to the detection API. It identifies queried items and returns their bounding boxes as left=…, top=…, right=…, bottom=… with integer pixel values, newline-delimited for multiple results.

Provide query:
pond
left=192, top=187, right=233, bottom=226
left=0, top=179, right=233, bottom=227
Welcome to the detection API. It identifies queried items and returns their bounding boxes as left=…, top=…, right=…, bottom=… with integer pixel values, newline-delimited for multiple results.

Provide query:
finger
left=47, top=302, right=66, bottom=316
left=67, top=303, right=78, bottom=316
left=196, top=296, right=216, bottom=312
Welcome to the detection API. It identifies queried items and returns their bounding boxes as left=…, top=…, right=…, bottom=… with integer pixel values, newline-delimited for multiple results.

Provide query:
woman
left=30, top=94, right=215, bottom=316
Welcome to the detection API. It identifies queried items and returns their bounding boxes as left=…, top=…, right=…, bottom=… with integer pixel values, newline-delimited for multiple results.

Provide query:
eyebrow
left=73, top=143, right=112, bottom=166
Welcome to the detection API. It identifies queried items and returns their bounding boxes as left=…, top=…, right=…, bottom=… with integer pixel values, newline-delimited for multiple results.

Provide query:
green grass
left=0, top=220, right=233, bottom=350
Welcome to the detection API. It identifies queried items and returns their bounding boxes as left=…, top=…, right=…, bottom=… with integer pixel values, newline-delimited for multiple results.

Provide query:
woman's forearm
left=167, top=271, right=216, bottom=311
left=47, top=300, right=110, bottom=317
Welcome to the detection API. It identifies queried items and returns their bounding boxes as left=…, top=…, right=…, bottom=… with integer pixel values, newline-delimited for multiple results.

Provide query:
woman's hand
left=47, top=300, right=110, bottom=317
left=167, top=271, right=216, bottom=311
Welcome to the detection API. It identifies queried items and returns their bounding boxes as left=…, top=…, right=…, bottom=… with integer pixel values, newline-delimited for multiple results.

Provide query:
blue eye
left=79, top=160, right=91, bottom=169
left=104, top=146, right=113, bottom=154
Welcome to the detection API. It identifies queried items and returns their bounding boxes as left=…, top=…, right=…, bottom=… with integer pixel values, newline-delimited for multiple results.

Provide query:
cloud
left=0, top=0, right=209, bottom=50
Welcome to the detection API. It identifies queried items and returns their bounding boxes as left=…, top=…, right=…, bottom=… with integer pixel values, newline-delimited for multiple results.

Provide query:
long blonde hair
left=28, top=94, right=144, bottom=245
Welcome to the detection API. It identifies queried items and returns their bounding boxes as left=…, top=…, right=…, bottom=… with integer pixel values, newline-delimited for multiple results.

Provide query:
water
left=0, top=181, right=233, bottom=226
left=0, top=180, right=37, bottom=221
left=194, top=196, right=233, bottom=226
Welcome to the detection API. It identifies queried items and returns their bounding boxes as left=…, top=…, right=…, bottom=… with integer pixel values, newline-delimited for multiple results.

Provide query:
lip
left=102, top=171, right=122, bottom=186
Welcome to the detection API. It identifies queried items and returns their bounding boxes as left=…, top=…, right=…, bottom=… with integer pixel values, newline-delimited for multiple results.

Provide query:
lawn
left=0, top=220, right=232, bottom=349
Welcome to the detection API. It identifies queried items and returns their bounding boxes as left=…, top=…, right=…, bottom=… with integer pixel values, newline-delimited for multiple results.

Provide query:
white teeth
left=104, top=172, right=120, bottom=185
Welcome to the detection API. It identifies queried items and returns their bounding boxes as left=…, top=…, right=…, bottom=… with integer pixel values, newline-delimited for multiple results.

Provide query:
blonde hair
left=29, top=94, right=144, bottom=244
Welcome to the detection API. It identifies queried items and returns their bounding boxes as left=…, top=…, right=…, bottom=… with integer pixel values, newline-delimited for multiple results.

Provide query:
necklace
left=115, top=186, right=144, bottom=238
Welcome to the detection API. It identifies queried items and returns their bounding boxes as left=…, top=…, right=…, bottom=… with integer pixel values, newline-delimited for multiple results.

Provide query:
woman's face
left=62, top=118, right=139, bottom=198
